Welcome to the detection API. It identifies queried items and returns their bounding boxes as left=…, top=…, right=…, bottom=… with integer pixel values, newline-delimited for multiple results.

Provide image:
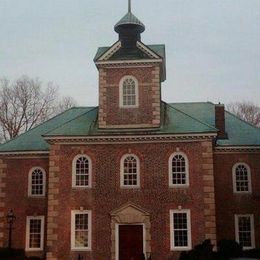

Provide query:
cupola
left=95, top=0, right=166, bottom=130
left=114, top=0, right=145, bottom=48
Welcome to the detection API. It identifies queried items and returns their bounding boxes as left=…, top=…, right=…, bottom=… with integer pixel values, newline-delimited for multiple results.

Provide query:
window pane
left=76, top=157, right=89, bottom=186
left=122, top=78, right=136, bottom=106
left=29, top=219, right=42, bottom=249
left=238, top=216, right=252, bottom=247
left=173, top=212, right=189, bottom=247
left=235, top=165, right=249, bottom=192
left=74, top=213, right=89, bottom=248
left=172, top=155, right=186, bottom=185
left=31, top=169, right=44, bottom=195
left=123, top=156, right=138, bottom=186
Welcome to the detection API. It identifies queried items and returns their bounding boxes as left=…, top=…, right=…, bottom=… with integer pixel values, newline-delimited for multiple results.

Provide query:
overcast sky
left=0, top=0, right=259, bottom=106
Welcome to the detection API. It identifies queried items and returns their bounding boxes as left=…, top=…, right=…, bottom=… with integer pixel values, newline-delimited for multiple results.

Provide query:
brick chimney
left=215, top=103, right=227, bottom=139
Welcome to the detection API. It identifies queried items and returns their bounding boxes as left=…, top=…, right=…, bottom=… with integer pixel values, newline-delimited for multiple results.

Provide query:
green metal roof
left=0, top=107, right=94, bottom=152
left=94, top=47, right=110, bottom=61
left=45, top=102, right=216, bottom=137
left=170, top=102, right=260, bottom=146
left=0, top=102, right=259, bottom=153
left=114, top=12, right=145, bottom=32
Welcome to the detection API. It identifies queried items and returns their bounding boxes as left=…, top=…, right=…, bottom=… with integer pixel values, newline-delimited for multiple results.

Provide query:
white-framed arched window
left=72, top=154, right=92, bottom=188
left=28, top=167, right=46, bottom=197
left=119, top=76, right=139, bottom=108
left=232, top=163, right=252, bottom=193
left=120, top=154, right=140, bottom=188
left=169, top=152, right=189, bottom=187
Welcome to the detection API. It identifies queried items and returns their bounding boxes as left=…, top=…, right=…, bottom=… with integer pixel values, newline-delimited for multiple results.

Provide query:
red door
left=119, top=225, right=144, bottom=260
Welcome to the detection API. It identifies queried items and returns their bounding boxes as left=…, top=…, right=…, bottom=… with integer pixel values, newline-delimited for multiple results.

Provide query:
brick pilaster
left=98, top=68, right=107, bottom=128
left=0, top=159, right=7, bottom=247
left=201, top=141, right=217, bottom=246
left=46, top=145, right=60, bottom=260
left=151, top=66, right=161, bottom=127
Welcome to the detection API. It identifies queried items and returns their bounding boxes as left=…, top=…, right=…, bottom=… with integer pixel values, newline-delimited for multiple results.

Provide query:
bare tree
left=56, top=96, right=77, bottom=115
left=227, top=101, right=260, bottom=127
left=0, top=76, right=77, bottom=141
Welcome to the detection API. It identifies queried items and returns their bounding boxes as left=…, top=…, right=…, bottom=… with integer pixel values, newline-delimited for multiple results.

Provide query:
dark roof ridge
left=165, top=102, right=218, bottom=131
left=0, top=107, right=79, bottom=148
left=43, top=106, right=98, bottom=136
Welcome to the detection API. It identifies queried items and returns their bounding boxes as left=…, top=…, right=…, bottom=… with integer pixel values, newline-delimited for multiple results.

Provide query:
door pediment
left=111, top=202, right=150, bottom=223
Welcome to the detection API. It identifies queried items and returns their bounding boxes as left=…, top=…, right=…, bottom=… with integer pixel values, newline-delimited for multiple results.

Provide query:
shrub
left=217, top=239, right=243, bottom=259
left=0, top=248, right=25, bottom=259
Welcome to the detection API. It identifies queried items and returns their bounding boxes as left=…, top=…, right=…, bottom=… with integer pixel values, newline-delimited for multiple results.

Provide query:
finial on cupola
left=114, top=0, right=145, bottom=48
left=128, top=0, right=131, bottom=13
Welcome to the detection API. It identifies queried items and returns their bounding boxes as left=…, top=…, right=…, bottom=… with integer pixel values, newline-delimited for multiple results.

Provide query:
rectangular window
left=26, top=216, right=44, bottom=251
left=170, top=209, right=191, bottom=250
left=235, top=214, right=255, bottom=249
left=71, top=210, right=91, bottom=251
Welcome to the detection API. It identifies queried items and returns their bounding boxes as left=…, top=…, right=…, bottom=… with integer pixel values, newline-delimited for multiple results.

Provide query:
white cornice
left=214, top=146, right=260, bottom=154
left=95, top=59, right=162, bottom=66
left=0, top=151, right=49, bottom=158
left=43, top=133, right=216, bottom=145
left=98, top=41, right=122, bottom=61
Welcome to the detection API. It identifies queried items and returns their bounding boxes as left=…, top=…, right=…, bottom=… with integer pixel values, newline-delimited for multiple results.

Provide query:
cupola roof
left=114, top=11, right=145, bottom=33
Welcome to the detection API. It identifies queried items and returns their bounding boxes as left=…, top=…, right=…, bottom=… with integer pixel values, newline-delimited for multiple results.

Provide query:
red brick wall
left=98, top=66, right=161, bottom=128
left=5, top=144, right=259, bottom=259
left=214, top=152, right=260, bottom=247
left=1, top=157, right=48, bottom=258
left=46, top=141, right=212, bottom=260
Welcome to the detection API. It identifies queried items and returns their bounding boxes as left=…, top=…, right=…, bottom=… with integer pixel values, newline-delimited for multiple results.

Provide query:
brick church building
left=0, top=3, right=259, bottom=260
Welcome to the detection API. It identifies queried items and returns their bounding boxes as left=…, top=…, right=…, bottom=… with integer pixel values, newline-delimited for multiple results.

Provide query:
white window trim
left=119, top=75, right=139, bottom=108
left=232, top=162, right=252, bottom=194
left=25, top=216, right=44, bottom=251
left=28, top=167, right=46, bottom=197
left=71, top=210, right=92, bottom=251
left=120, top=154, right=140, bottom=189
left=235, top=214, right=255, bottom=249
left=168, top=152, right=189, bottom=188
left=170, top=209, right=192, bottom=251
left=72, top=154, right=92, bottom=188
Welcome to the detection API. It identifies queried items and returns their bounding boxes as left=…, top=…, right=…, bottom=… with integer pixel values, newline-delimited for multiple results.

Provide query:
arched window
left=119, top=76, right=139, bottom=108
left=169, top=153, right=189, bottom=187
left=120, top=154, right=140, bottom=188
left=72, top=155, right=92, bottom=188
left=232, top=163, right=252, bottom=193
left=28, top=167, right=46, bottom=197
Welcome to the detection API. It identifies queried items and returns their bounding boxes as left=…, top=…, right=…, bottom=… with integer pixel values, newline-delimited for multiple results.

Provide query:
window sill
left=233, top=191, right=252, bottom=194
left=71, top=248, right=91, bottom=252
left=169, top=185, right=189, bottom=188
left=25, top=248, right=43, bottom=252
left=171, top=247, right=192, bottom=251
left=28, top=195, right=46, bottom=198
left=119, top=105, right=139, bottom=109
left=72, top=187, right=92, bottom=190
left=120, top=186, right=141, bottom=189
